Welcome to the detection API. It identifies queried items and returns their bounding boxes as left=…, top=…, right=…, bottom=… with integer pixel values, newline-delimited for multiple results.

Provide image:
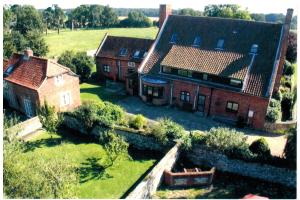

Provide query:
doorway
left=197, top=95, right=206, bottom=113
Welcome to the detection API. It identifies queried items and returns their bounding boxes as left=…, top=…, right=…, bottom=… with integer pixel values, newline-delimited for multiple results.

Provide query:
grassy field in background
left=44, top=27, right=158, bottom=58
left=24, top=131, right=157, bottom=198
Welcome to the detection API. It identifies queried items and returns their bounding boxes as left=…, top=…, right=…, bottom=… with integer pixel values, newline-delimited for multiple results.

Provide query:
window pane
left=232, top=103, right=239, bottom=111
left=203, top=74, right=208, bottom=80
left=227, top=102, right=232, bottom=109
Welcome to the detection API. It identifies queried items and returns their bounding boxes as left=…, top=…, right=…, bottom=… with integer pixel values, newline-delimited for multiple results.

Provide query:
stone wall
left=264, top=121, right=296, bottom=133
left=187, top=145, right=296, bottom=188
left=126, top=144, right=181, bottom=199
left=8, top=116, right=42, bottom=138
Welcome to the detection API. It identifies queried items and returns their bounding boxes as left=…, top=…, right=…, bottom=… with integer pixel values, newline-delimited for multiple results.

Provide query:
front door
left=197, top=95, right=206, bottom=113
left=23, top=99, right=33, bottom=117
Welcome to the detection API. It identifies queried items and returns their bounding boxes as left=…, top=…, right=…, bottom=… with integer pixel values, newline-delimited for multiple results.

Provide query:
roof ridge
left=169, top=14, right=283, bottom=26
left=107, top=35, right=154, bottom=41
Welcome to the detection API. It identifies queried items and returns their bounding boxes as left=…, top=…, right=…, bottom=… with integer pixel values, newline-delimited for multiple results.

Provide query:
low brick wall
left=187, top=145, right=296, bottom=188
left=164, top=167, right=215, bottom=187
left=126, top=144, right=181, bottom=199
left=7, top=116, right=42, bottom=138
left=264, top=121, right=296, bottom=133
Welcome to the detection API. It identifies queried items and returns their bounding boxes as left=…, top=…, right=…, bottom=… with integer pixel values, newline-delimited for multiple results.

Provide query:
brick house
left=3, top=49, right=81, bottom=117
left=136, top=5, right=293, bottom=129
left=95, top=34, right=154, bottom=95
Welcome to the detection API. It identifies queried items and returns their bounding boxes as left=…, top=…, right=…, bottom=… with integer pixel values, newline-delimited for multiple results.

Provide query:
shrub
left=96, top=102, right=125, bottom=127
left=249, top=138, right=271, bottom=159
left=4, top=112, right=20, bottom=129
left=150, top=122, right=168, bottom=144
left=281, top=76, right=292, bottom=89
left=204, top=127, right=249, bottom=153
left=37, top=101, right=60, bottom=133
left=281, top=91, right=294, bottom=121
left=283, top=60, right=295, bottom=76
left=191, top=131, right=206, bottom=144
left=269, top=99, right=280, bottom=108
left=286, top=31, right=297, bottom=63
left=272, top=90, right=282, bottom=101
left=129, top=114, right=147, bottom=130
left=266, top=104, right=281, bottom=123
left=283, top=127, right=296, bottom=169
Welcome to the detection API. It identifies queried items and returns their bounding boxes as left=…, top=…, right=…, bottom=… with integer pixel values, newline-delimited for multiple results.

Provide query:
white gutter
left=265, top=25, right=284, bottom=97
left=138, top=15, right=170, bottom=74
left=95, top=33, right=108, bottom=57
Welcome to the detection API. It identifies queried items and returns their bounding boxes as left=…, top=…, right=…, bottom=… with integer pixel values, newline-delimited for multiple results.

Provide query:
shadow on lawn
left=78, top=157, right=112, bottom=183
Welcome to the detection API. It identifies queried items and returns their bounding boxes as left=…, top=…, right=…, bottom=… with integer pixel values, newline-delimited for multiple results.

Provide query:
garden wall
left=187, top=145, right=296, bottom=188
left=126, top=144, right=181, bottom=199
left=264, top=121, right=296, bottom=133
left=7, top=116, right=42, bottom=138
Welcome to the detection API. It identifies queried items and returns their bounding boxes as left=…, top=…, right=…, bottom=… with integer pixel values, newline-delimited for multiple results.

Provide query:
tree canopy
left=204, top=4, right=251, bottom=20
left=120, top=11, right=152, bottom=27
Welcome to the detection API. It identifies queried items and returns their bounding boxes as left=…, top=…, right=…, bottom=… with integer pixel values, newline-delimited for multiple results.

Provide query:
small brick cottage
left=3, top=49, right=81, bottom=117
left=95, top=34, right=154, bottom=95
left=96, top=5, right=293, bottom=129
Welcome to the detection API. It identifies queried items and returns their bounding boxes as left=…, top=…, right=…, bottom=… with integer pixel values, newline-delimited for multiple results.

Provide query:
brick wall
left=7, top=116, right=42, bottom=138
left=172, top=80, right=198, bottom=109
left=38, top=73, right=81, bottom=112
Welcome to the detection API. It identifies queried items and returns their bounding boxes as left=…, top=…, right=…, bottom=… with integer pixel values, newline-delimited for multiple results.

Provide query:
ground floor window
left=226, top=101, right=239, bottom=112
left=180, top=91, right=190, bottom=102
left=60, top=91, right=71, bottom=106
left=103, top=65, right=110, bottom=73
left=142, top=84, right=164, bottom=98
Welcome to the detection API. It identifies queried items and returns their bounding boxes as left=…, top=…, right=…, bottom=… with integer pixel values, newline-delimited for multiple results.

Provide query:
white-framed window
left=230, top=79, right=242, bottom=86
left=128, top=62, right=135, bottom=68
left=216, top=39, right=224, bottom=49
left=203, top=73, right=208, bottom=80
left=192, top=36, right=201, bottom=47
left=226, top=101, right=239, bottom=112
left=133, top=51, right=140, bottom=58
left=54, top=74, right=64, bottom=85
left=180, top=91, right=190, bottom=102
left=162, top=66, right=172, bottom=73
left=60, top=91, right=71, bottom=106
left=143, top=51, right=148, bottom=58
left=178, top=70, right=192, bottom=77
left=103, top=65, right=110, bottom=73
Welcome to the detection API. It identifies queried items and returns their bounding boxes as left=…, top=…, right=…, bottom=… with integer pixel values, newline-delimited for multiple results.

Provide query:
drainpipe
left=207, top=88, right=214, bottom=116
left=193, top=85, right=200, bottom=110
left=139, top=74, right=143, bottom=97
left=169, top=81, right=173, bottom=105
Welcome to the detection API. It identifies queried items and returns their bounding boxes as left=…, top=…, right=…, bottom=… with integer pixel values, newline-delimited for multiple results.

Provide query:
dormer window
left=216, top=39, right=224, bottom=50
left=5, top=65, right=14, bottom=75
left=133, top=50, right=140, bottom=58
left=192, top=36, right=201, bottom=47
left=143, top=51, right=148, bottom=58
left=250, top=44, right=258, bottom=54
left=170, top=33, right=177, bottom=44
left=119, top=48, right=128, bottom=56
left=203, top=73, right=208, bottom=80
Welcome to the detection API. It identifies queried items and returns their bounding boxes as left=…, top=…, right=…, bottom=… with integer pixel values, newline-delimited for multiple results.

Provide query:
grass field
left=44, top=27, right=158, bottom=58
left=24, top=131, right=158, bottom=198
left=80, top=82, right=127, bottom=103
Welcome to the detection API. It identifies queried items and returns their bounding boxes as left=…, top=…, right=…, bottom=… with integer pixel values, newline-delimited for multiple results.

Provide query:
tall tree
left=42, top=7, right=54, bottom=34
left=286, top=31, right=297, bottom=63
left=178, top=8, right=202, bottom=16
left=204, top=4, right=251, bottom=20
left=250, top=13, right=266, bottom=22
left=53, top=4, right=65, bottom=34
left=101, top=5, right=118, bottom=27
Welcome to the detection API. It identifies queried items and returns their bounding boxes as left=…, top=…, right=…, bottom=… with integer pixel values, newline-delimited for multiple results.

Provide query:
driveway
left=117, top=96, right=287, bottom=157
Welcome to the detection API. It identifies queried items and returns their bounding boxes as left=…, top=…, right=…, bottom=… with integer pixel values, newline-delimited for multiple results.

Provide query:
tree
left=3, top=32, right=16, bottom=59
left=101, top=5, right=118, bottom=27
left=53, top=4, right=65, bottom=34
left=100, top=130, right=129, bottom=168
left=71, top=5, right=90, bottom=28
left=3, top=6, right=13, bottom=31
left=250, top=13, right=266, bottom=22
left=88, top=5, right=104, bottom=28
left=57, top=51, right=94, bottom=81
left=25, top=31, right=49, bottom=56
left=120, top=11, right=152, bottom=27
left=283, top=127, right=296, bottom=168
left=42, top=7, right=54, bottom=34
left=14, top=5, right=44, bottom=34
left=204, top=4, right=251, bottom=20
left=286, top=32, right=297, bottom=63
left=178, top=8, right=202, bottom=16
left=37, top=101, right=60, bottom=133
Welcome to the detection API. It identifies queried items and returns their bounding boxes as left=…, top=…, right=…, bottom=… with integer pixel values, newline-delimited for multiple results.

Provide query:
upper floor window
left=162, top=66, right=172, bottom=73
left=230, top=79, right=242, bottom=87
left=143, top=51, right=148, bottom=58
left=250, top=44, right=258, bottom=54
left=226, top=101, right=239, bottom=112
left=170, top=33, right=177, bottom=44
left=133, top=50, right=140, bottom=58
left=180, top=91, right=190, bottom=102
left=128, top=62, right=135, bottom=68
left=54, top=75, right=64, bottom=85
left=203, top=73, right=208, bottom=80
left=216, top=39, right=224, bottom=50
left=178, top=69, right=192, bottom=77
left=119, top=48, right=128, bottom=56
left=192, top=36, right=201, bottom=47
left=103, top=65, right=110, bottom=72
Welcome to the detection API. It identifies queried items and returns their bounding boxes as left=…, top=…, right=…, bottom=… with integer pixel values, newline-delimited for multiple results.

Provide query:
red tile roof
left=161, top=45, right=251, bottom=80
left=96, top=35, right=154, bottom=61
left=142, top=15, right=283, bottom=97
left=3, top=53, right=70, bottom=90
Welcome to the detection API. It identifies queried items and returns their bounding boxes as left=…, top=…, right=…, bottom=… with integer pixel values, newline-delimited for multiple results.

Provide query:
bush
left=283, top=127, right=296, bottom=168
left=283, top=60, right=295, bottom=76
left=129, top=114, right=147, bottom=130
left=191, top=131, right=206, bottom=144
left=37, top=101, right=60, bottom=133
left=96, top=102, right=125, bottom=127
left=266, top=99, right=281, bottom=123
left=272, top=90, right=282, bottom=101
left=286, top=31, right=297, bottom=63
left=204, top=127, right=249, bottom=153
left=281, top=76, right=292, bottom=89
left=281, top=91, right=294, bottom=121
left=249, top=138, right=271, bottom=160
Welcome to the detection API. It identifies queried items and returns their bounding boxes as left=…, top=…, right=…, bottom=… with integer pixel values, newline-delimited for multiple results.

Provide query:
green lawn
left=24, top=131, right=158, bottom=198
left=44, top=27, right=158, bottom=58
left=80, top=82, right=127, bottom=103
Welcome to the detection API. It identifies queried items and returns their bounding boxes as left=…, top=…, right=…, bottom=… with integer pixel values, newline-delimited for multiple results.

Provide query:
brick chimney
left=159, top=4, right=172, bottom=29
left=24, top=48, right=33, bottom=57
left=272, top=8, right=294, bottom=93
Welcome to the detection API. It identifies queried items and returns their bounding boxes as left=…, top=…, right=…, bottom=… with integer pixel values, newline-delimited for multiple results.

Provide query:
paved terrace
left=117, top=96, right=286, bottom=157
